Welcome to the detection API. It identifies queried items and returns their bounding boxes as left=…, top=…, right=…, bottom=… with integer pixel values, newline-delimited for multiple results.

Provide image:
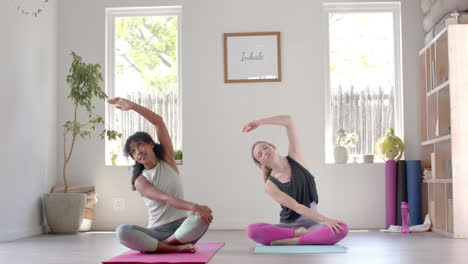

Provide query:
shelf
left=419, top=27, right=448, bottom=54
left=431, top=228, right=454, bottom=238
left=421, top=135, right=451, bottom=146
left=419, top=25, right=468, bottom=238
left=423, top=179, right=452, bottom=184
left=427, top=80, right=449, bottom=96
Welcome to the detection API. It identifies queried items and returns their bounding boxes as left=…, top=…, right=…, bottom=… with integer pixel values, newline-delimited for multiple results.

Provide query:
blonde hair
left=251, top=141, right=274, bottom=182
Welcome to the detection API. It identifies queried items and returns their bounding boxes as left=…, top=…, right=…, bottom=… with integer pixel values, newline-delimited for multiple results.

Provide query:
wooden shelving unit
left=423, top=179, right=453, bottom=184
left=421, top=135, right=451, bottom=146
left=418, top=25, right=468, bottom=238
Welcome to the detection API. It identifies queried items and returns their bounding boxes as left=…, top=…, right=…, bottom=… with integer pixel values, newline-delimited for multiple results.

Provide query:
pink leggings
left=246, top=223, right=349, bottom=245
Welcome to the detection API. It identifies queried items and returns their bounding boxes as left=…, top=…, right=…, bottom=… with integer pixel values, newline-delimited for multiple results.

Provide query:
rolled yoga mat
left=385, top=160, right=397, bottom=228
left=102, top=242, right=224, bottom=264
left=396, top=160, right=407, bottom=226
left=406, top=160, right=422, bottom=225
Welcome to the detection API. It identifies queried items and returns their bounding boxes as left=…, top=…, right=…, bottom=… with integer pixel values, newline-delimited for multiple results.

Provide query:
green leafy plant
left=374, top=128, right=404, bottom=161
left=335, top=129, right=358, bottom=148
left=115, top=16, right=178, bottom=92
left=62, top=52, right=121, bottom=192
left=174, top=150, right=183, bottom=161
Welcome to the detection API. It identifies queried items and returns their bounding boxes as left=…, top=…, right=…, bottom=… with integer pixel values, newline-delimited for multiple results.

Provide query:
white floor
left=1, top=230, right=467, bottom=264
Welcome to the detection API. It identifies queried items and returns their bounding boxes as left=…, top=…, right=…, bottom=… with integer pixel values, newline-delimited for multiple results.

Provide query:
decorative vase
left=334, top=146, right=349, bottom=164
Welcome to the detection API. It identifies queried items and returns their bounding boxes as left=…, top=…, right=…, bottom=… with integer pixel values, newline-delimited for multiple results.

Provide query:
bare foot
left=155, top=241, right=197, bottom=253
left=163, top=235, right=182, bottom=245
left=294, top=227, right=310, bottom=237
left=175, top=243, right=197, bottom=253
left=270, top=237, right=300, bottom=245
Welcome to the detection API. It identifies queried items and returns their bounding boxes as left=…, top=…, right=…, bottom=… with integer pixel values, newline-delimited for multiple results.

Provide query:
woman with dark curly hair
left=108, top=97, right=212, bottom=253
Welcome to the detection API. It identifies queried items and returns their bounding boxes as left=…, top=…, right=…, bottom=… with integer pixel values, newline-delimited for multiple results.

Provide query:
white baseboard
left=0, top=225, right=43, bottom=242
left=91, top=217, right=255, bottom=231
left=91, top=217, right=382, bottom=231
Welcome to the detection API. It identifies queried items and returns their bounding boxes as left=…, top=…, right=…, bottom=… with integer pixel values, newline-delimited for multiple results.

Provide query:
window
left=105, top=6, right=182, bottom=165
left=323, top=2, right=403, bottom=163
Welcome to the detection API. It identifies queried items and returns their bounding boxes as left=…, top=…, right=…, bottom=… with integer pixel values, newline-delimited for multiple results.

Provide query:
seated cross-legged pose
left=242, top=115, right=349, bottom=246
left=108, top=97, right=213, bottom=253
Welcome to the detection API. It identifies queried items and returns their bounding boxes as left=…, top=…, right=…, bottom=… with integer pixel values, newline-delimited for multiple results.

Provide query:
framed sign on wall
left=223, top=32, right=281, bottom=83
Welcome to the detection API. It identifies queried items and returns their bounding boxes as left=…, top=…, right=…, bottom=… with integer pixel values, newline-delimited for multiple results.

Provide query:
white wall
left=58, top=0, right=423, bottom=230
left=0, top=1, right=58, bottom=242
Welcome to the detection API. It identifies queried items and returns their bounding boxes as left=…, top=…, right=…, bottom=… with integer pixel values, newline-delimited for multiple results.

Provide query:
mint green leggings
left=116, top=213, right=209, bottom=252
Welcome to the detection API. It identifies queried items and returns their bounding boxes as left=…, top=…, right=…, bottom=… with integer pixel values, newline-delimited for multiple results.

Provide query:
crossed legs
left=246, top=222, right=349, bottom=245
left=116, top=214, right=209, bottom=253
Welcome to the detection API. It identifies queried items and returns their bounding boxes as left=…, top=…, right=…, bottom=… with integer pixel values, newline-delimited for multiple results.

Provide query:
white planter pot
left=334, top=146, right=349, bottom=164
left=44, top=193, right=86, bottom=233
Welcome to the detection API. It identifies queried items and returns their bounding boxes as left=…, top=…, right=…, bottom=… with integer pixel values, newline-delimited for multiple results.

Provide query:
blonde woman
left=242, top=115, right=348, bottom=245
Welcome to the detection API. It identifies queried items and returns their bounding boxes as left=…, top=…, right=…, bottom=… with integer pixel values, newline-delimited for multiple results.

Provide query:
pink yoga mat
left=385, top=160, right=397, bottom=228
left=102, top=242, right=224, bottom=264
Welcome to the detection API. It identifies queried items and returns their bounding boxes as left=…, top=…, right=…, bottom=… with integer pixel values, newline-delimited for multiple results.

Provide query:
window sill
left=325, top=161, right=385, bottom=165
left=105, top=159, right=183, bottom=167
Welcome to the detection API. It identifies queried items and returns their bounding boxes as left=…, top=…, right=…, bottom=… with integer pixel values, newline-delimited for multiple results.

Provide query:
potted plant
left=43, top=52, right=121, bottom=233
left=374, top=128, right=404, bottom=161
left=109, top=144, right=120, bottom=166
left=334, top=129, right=358, bottom=164
left=174, top=149, right=183, bottom=165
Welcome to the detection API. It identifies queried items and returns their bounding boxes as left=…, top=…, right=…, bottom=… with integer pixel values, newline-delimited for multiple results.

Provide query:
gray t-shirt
left=141, top=160, right=189, bottom=228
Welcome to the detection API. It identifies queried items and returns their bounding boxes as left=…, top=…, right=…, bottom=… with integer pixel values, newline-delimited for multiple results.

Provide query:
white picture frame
left=224, top=32, right=282, bottom=83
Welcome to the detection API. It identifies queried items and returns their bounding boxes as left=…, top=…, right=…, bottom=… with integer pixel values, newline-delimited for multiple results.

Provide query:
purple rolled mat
left=385, top=160, right=397, bottom=228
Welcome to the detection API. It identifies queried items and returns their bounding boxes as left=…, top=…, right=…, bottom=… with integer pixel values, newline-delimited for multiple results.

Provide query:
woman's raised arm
left=107, top=97, right=176, bottom=169
left=242, top=115, right=304, bottom=163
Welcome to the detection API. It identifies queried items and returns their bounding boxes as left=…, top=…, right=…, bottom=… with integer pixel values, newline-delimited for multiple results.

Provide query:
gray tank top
left=268, top=156, right=319, bottom=223
left=141, top=160, right=189, bottom=228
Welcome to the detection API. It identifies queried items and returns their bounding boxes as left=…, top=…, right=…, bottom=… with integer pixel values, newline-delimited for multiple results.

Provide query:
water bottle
left=401, top=201, right=410, bottom=234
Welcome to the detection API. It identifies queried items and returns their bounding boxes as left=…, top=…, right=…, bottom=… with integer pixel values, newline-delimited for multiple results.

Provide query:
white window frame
left=105, top=6, right=183, bottom=164
left=322, top=2, right=403, bottom=163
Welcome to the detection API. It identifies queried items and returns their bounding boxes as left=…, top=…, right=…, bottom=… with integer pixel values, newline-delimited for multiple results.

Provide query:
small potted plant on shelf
left=374, top=128, right=404, bottom=161
left=334, top=129, right=358, bottom=164
left=174, top=149, right=183, bottom=165
left=43, top=52, right=121, bottom=233
left=109, top=144, right=120, bottom=166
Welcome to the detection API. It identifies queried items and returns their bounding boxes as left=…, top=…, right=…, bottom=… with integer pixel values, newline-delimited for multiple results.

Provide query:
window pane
left=107, top=15, right=180, bottom=165
left=329, top=12, right=394, bottom=88
left=328, top=12, right=397, bottom=160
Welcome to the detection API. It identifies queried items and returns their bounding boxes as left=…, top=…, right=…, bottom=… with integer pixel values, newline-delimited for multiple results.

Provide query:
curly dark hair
left=124, top=132, right=163, bottom=191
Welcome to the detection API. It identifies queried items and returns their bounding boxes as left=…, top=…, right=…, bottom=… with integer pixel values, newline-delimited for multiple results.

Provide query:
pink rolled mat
left=385, top=160, right=397, bottom=228
left=102, top=242, right=224, bottom=264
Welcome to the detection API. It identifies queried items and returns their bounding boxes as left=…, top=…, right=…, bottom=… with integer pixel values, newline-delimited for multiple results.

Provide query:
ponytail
left=131, top=163, right=145, bottom=191
left=261, top=167, right=273, bottom=183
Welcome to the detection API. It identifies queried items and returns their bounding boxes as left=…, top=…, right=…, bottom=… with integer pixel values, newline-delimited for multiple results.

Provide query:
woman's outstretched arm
left=107, top=97, right=177, bottom=170
left=265, top=181, right=346, bottom=234
left=134, top=176, right=213, bottom=225
left=242, top=115, right=305, bottom=166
